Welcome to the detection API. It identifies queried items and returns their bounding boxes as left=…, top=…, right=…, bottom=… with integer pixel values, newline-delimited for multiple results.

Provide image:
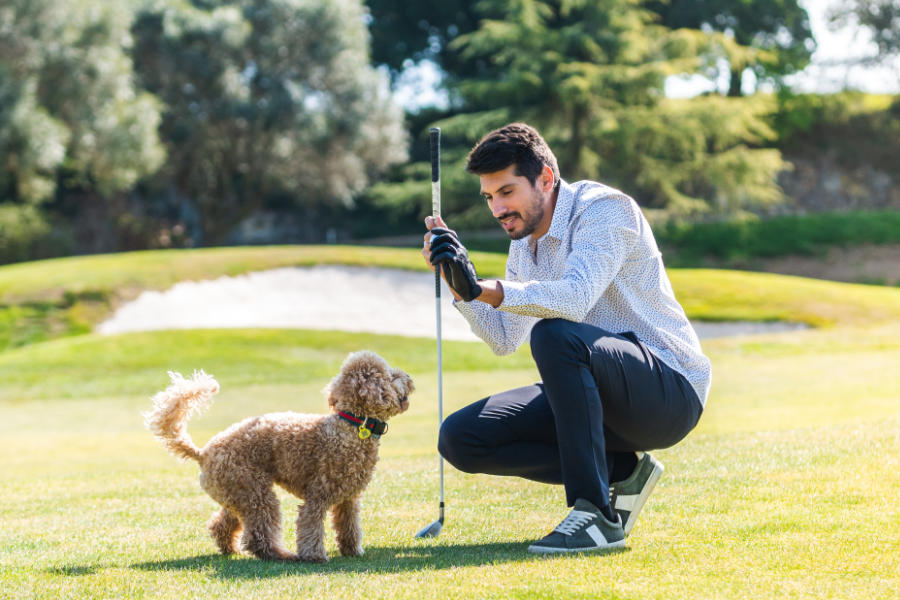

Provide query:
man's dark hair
left=465, top=123, right=560, bottom=188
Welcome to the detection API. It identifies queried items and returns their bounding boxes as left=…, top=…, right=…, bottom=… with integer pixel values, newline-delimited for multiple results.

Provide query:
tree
left=829, top=0, right=900, bottom=65
left=433, top=0, right=786, bottom=217
left=365, top=0, right=481, bottom=79
left=131, top=0, right=408, bottom=245
left=0, top=0, right=165, bottom=262
left=646, top=0, right=815, bottom=96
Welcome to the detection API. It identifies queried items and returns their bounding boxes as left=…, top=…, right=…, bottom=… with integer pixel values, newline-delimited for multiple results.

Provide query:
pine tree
left=434, top=0, right=787, bottom=217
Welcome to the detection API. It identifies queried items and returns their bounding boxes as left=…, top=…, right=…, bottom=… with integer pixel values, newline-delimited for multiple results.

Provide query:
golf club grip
left=430, top=127, right=441, bottom=297
left=430, top=128, right=440, bottom=185
left=430, top=128, right=440, bottom=219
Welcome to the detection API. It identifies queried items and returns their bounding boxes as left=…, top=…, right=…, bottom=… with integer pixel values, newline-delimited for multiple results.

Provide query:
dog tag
left=358, top=425, right=371, bottom=440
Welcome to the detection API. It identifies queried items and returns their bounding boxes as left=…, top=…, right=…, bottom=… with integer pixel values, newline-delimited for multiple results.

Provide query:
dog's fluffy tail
left=144, top=370, right=219, bottom=462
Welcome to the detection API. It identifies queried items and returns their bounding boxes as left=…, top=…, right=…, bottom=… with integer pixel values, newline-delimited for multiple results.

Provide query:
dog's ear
left=391, top=369, right=414, bottom=397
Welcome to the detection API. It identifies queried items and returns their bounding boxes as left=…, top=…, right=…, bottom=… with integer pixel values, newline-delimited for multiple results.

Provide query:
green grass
left=1, top=325, right=898, bottom=599
left=1, top=248, right=899, bottom=598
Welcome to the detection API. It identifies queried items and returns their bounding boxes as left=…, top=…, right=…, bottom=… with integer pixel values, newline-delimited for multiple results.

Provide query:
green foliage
left=772, top=91, right=900, bottom=176
left=829, top=0, right=900, bottom=63
left=658, top=210, right=900, bottom=265
left=0, top=204, right=51, bottom=264
left=131, top=0, right=408, bottom=245
left=0, top=78, right=69, bottom=204
left=427, top=0, right=787, bottom=218
left=365, top=0, right=482, bottom=79
left=0, top=0, right=165, bottom=204
left=646, top=0, right=815, bottom=96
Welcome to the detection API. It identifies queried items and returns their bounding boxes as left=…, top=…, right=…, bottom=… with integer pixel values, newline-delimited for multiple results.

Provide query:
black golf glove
left=428, top=227, right=483, bottom=302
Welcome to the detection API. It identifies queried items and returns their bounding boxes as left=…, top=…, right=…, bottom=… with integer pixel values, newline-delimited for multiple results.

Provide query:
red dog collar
left=338, top=411, right=389, bottom=440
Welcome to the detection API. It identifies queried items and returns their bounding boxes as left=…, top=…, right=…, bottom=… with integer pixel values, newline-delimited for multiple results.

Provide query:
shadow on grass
left=126, top=542, right=629, bottom=577
left=48, top=565, right=99, bottom=576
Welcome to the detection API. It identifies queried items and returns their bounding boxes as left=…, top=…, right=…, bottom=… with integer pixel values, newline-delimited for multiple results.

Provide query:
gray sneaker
left=527, top=499, right=626, bottom=554
left=609, top=452, right=664, bottom=536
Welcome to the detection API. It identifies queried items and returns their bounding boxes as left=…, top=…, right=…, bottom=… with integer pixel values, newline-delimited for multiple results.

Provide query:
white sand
left=97, top=266, right=480, bottom=341
left=96, top=266, right=807, bottom=340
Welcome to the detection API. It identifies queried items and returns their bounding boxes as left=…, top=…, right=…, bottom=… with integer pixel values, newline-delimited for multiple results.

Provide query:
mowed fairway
left=1, top=248, right=898, bottom=599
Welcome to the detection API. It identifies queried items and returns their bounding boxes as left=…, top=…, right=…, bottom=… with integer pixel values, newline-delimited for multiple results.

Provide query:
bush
left=0, top=204, right=71, bottom=265
left=657, top=210, right=900, bottom=265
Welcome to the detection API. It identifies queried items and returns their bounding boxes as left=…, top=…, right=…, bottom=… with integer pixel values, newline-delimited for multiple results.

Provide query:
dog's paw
left=297, top=550, right=329, bottom=563
left=338, top=544, right=364, bottom=557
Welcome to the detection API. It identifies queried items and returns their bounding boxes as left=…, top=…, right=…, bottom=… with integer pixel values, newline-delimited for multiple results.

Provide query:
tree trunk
left=728, top=68, right=743, bottom=97
left=568, top=104, right=585, bottom=178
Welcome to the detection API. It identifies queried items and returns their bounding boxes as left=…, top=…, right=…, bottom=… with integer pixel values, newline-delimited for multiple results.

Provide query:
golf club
left=414, top=127, right=445, bottom=539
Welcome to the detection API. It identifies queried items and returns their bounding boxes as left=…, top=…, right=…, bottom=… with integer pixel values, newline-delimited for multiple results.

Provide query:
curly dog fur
left=144, top=351, right=413, bottom=562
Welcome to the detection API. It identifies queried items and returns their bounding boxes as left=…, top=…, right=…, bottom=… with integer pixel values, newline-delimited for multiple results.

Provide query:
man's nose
left=490, top=199, right=507, bottom=218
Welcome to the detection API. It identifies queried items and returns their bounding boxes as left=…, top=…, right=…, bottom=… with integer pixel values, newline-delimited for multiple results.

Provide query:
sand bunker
left=96, top=266, right=807, bottom=340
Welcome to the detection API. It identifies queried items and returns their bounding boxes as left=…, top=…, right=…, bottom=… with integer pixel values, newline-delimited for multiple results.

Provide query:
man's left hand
left=428, top=227, right=483, bottom=302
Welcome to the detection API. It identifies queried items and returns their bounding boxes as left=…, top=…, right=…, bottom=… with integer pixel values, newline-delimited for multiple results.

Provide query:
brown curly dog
left=144, top=351, right=413, bottom=562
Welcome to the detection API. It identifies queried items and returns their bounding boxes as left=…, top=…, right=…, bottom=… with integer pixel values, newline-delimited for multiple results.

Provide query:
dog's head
left=323, top=351, right=414, bottom=421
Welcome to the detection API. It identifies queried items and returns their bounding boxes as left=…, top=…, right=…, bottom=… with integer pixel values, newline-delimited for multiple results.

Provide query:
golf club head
left=414, top=519, right=443, bottom=538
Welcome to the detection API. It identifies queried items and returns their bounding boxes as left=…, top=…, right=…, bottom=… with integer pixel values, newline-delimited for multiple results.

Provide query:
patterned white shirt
left=454, top=179, right=712, bottom=406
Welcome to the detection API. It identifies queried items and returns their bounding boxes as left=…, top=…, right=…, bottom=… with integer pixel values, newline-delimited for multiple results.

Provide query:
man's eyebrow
left=482, top=183, right=515, bottom=198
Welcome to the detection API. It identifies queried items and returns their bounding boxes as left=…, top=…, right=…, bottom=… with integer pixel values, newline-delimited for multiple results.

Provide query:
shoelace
left=554, top=509, right=595, bottom=536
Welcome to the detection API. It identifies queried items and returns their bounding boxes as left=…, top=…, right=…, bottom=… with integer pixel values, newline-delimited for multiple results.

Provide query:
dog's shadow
left=127, top=542, right=629, bottom=577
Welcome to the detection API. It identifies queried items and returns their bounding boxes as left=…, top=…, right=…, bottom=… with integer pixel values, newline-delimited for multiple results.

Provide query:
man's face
left=480, top=165, right=550, bottom=241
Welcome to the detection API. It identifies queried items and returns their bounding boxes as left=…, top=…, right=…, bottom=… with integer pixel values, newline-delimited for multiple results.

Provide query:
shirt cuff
left=453, top=297, right=486, bottom=320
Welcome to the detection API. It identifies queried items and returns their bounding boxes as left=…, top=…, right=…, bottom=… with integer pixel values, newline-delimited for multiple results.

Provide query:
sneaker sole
left=527, top=539, right=627, bottom=554
left=620, top=461, right=664, bottom=536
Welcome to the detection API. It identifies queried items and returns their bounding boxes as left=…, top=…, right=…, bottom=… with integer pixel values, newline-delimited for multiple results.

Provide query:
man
left=421, top=123, right=711, bottom=554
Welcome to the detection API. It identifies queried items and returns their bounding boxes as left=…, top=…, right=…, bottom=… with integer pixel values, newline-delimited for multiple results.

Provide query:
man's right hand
left=422, top=216, right=481, bottom=302
left=421, top=215, right=445, bottom=274
left=429, top=227, right=483, bottom=302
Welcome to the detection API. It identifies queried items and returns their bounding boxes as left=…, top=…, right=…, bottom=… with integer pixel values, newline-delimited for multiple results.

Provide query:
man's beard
left=499, top=188, right=545, bottom=240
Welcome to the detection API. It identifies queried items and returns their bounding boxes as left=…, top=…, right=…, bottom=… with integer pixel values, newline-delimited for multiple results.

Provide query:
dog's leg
left=237, top=489, right=297, bottom=561
left=207, top=506, right=242, bottom=555
left=332, top=496, right=364, bottom=557
left=295, top=498, right=329, bottom=563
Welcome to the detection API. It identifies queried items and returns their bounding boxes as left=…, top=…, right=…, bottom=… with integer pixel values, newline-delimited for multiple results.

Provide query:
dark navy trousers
left=438, top=318, right=702, bottom=510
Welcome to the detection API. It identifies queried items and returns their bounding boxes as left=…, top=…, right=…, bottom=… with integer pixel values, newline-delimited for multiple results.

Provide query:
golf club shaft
left=430, top=127, right=445, bottom=523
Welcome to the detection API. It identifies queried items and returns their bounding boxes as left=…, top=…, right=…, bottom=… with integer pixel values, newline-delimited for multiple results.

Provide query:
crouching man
left=421, top=123, right=710, bottom=553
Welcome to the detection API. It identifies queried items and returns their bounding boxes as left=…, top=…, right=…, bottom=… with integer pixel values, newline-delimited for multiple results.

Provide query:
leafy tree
left=0, top=0, right=165, bottom=262
left=426, top=0, right=786, bottom=218
left=646, top=0, right=815, bottom=96
left=365, top=0, right=481, bottom=79
left=0, top=0, right=163, bottom=204
left=829, top=0, right=900, bottom=65
left=131, top=0, right=408, bottom=245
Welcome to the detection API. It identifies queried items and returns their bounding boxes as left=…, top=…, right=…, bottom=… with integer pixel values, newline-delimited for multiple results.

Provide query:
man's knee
left=437, top=410, right=481, bottom=474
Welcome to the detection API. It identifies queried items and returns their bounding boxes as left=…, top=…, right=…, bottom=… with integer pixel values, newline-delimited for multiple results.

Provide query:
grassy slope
left=1, top=249, right=899, bottom=599
left=3, top=246, right=900, bottom=351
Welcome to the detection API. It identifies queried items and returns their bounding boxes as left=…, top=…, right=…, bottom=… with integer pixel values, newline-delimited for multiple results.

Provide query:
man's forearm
left=448, top=278, right=504, bottom=307
left=476, top=279, right=504, bottom=308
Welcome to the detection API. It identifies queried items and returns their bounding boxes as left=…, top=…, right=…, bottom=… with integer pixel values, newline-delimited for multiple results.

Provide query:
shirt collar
left=533, top=179, right=574, bottom=245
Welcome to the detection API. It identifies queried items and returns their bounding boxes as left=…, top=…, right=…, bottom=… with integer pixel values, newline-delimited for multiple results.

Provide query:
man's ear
left=540, top=165, right=555, bottom=193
